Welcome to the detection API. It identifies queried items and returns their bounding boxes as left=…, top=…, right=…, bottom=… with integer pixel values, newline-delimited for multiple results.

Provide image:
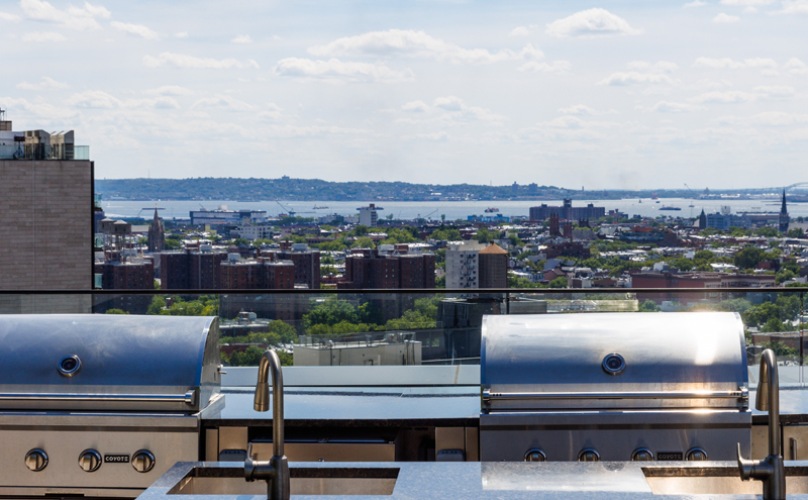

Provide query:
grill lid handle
left=0, top=390, right=197, bottom=406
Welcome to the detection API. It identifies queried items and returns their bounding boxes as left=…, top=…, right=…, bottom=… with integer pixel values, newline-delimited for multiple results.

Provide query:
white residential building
left=445, top=241, right=485, bottom=288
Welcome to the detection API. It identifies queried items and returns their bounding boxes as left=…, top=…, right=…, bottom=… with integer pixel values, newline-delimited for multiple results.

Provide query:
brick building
left=0, top=113, right=93, bottom=312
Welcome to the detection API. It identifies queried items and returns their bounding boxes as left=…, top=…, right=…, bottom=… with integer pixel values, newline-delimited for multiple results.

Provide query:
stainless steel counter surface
left=206, top=387, right=808, bottom=426
left=207, top=387, right=481, bottom=426
left=139, top=460, right=808, bottom=499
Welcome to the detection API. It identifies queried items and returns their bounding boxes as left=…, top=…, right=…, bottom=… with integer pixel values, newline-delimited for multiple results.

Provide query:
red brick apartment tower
left=478, top=243, right=508, bottom=288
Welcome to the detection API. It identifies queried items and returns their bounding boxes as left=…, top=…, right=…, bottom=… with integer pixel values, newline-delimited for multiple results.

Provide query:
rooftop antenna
left=0, top=108, right=5, bottom=121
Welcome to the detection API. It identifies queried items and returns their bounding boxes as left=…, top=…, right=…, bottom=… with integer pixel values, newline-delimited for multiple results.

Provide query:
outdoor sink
left=643, top=464, right=808, bottom=496
left=167, top=464, right=399, bottom=496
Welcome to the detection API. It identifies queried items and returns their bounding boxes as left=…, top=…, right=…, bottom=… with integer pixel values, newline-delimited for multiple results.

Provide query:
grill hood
left=0, top=314, right=221, bottom=412
left=481, top=312, right=749, bottom=411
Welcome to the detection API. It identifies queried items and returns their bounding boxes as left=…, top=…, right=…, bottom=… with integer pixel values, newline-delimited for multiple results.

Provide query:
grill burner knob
left=578, top=449, right=600, bottom=462
left=686, top=448, right=708, bottom=461
left=24, top=449, right=48, bottom=472
left=524, top=449, right=547, bottom=462
left=78, top=449, right=102, bottom=473
left=131, top=450, right=155, bottom=473
left=631, top=448, right=654, bottom=461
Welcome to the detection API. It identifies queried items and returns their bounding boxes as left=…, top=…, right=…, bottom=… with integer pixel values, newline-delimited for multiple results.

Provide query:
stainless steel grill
left=0, top=314, right=223, bottom=498
left=480, top=312, right=751, bottom=462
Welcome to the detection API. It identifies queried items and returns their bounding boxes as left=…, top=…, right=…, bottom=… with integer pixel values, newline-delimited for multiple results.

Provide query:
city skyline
left=2, top=1, right=807, bottom=189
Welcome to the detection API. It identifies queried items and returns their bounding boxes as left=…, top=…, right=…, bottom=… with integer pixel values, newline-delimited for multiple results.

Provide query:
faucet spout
left=244, top=349, right=289, bottom=500
left=736, top=348, right=785, bottom=500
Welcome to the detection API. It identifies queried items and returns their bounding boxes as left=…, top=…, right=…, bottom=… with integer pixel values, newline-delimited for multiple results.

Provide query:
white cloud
left=627, top=60, right=679, bottom=73
left=694, top=57, right=777, bottom=69
left=0, top=11, right=21, bottom=22
left=79, top=2, right=111, bottom=19
left=144, top=85, right=194, bottom=97
left=274, top=57, right=413, bottom=83
left=509, top=26, right=531, bottom=37
left=22, top=31, right=67, bottom=42
left=16, top=76, right=68, bottom=90
left=750, top=112, right=808, bottom=126
left=778, top=0, right=808, bottom=14
left=191, top=95, right=254, bottom=112
left=309, top=29, right=542, bottom=64
left=558, top=104, right=597, bottom=116
left=647, top=101, right=702, bottom=113
left=683, top=1, right=706, bottom=7
left=21, top=0, right=109, bottom=30
left=720, top=0, right=775, bottom=5
left=67, top=90, right=121, bottom=109
left=546, top=8, right=641, bottom=38
left=259, top=103, right=283, bottom=121
left=599, top=72, right=674, bottom=86
left=145, top=97, right=181, bottom=110
left=111, top=21, right=158, bottom=40
left=517, top=60, right=571, bottom=73
left=691, top=90, right=757, bottom=103
left=754, top=85, right=796, bottom=99
left=174, top=32, right=189, bottom=39
left=784, top=57, right=808, bottom=75
left=401, top=100, right=430, bottom=113
left=231, top=34, right=252, bottom=44
left=713, top=13, right=741, bottom=23
left=434, top=96, right=504, bottom=124
left=143, top=52, right=260, bottom=70
left=396, top=96, right=504, bottom=125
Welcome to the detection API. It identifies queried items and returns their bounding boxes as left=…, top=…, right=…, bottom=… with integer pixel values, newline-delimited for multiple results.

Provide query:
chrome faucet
left=244, top=349, right=290, bottom=500
left=737, top=348, right=785, bottom=500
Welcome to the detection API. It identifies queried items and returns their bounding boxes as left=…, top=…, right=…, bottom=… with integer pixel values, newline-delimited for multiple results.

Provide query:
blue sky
left=1, top=0, right=807, bottom=189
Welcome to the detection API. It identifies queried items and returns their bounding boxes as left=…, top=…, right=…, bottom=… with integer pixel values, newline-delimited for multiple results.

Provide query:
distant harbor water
left=101, top=198, right=808, bottom=222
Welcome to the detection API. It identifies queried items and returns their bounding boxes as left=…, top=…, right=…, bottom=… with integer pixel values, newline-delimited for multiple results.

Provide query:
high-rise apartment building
left=357, top=203, right=382, bottom=226
left=478, top=243, right=508, bottom=288
left=445, top=241, right=485, bottom=288
left=445, top=241, right=508, bottom=289
left=0, top=112, right=93, bottom=312
left=159, top=247, right=228, bottom=290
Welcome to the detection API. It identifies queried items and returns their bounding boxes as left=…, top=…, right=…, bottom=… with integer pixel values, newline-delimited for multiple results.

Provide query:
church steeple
left=148, top=208, right=165, bottom=252
left=779, top=189, right=789, bottom=233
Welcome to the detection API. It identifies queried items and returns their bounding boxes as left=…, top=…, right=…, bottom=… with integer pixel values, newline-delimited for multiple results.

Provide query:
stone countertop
left=139, top=460, right=808, bottom=499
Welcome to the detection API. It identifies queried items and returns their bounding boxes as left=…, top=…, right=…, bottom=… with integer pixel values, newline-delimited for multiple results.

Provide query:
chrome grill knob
left=24, top=449, right=48, bottom=472
left=686, top=448, right=708, bottom=461
left=131, top=449, right=156, bottom=473
left=631, top=448, right=654, bottom=461
left=524, top=448, right=547, bottom=462
left=578, top=448, right=600, bottom=462
left=78, top=449, right=102, bottom=473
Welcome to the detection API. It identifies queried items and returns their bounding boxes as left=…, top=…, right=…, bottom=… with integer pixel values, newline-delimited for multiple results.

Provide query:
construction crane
left=423, top=208, right=439, bottom=220
left=275, top=200, right=296, bottom=217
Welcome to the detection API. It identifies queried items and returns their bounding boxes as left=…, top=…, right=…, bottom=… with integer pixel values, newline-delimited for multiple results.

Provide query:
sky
left=1, top=0, right=807, bottom=190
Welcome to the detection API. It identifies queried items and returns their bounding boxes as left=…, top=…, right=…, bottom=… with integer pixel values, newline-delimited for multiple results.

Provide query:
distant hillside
left=94, top=177, right=770, bottom=202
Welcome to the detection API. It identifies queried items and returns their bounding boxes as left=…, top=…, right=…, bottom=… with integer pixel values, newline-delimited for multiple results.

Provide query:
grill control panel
left=4, top=427, right=198, bottom=493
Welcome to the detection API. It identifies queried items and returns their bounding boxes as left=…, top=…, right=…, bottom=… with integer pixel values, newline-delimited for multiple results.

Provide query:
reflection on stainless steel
left=737, top=348, right=785, bottom=499
left=480, top=312, right=751, bottom=462
left=245, top=349, right=290, bottom=500
left=0, top=314, right=221, bottom=498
